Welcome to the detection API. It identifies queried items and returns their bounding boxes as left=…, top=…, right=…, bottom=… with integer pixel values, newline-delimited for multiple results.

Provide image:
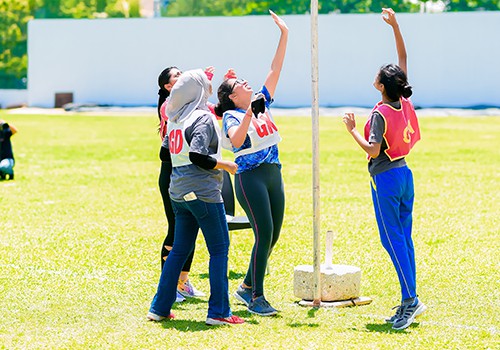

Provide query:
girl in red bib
left=343, top=8, right=426, bottom=331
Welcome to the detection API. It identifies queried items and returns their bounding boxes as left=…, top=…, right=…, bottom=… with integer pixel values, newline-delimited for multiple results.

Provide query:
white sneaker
left=147, top=312, right=174, bottom=321
left=176, top=291, right=186, bottom=302
left=178, top=279, right=205, bottom=298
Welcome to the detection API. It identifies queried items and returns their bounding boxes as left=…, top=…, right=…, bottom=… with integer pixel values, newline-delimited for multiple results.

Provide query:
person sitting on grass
left=0, top=119, right=17, bottom=181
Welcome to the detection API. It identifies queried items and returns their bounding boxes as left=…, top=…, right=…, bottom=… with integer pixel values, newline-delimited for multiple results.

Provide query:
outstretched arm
left=382, top=8, right=407, bottom=77
left=263, top=10, right=289, bottom=98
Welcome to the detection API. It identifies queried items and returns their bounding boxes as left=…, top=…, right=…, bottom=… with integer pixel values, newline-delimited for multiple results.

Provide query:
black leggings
left=159, top=160, right=194, bottom=272
left=235, top=163, right=285, bottom=298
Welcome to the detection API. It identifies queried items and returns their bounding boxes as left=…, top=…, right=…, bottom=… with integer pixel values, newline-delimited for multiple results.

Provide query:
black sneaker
left=392, top=299, right=427, bottom=330
left=248, top=296, right=278, bottom=316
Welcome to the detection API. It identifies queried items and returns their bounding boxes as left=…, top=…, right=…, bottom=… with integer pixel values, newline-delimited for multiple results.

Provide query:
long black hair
left=157, top=66, right=178, bottom=121
left=377, top=64, right=413, bottom=102
left=214, top=79, right=236, bottom=117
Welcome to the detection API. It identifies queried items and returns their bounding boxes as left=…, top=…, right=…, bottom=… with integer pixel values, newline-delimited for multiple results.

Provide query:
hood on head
left=166, top=69, right=211, bottom=123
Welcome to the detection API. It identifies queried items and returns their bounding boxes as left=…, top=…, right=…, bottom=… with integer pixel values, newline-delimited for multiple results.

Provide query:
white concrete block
left=294, top=264, right=361, bottom=302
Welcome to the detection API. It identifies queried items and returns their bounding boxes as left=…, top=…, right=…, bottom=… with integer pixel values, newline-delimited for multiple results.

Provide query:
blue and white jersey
left=222, top=86, right=281, bottom=173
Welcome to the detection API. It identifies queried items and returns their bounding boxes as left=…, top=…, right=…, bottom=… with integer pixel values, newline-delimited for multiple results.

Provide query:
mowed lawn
left=0, top=110, right=498, bottom=349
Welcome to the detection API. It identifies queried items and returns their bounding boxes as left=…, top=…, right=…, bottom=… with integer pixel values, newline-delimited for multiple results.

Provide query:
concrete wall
left=0, top=89, right=28, bottom=109
left=27, top=12, right=500, bottom=108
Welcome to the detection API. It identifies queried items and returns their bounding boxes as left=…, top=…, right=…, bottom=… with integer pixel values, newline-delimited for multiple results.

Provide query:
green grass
left=0, top=111, right=498, bottom=349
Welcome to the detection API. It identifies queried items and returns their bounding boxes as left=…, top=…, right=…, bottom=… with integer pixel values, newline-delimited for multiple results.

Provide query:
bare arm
left=382, top=8, right=407, bottom=76
left=227, top=106, right=253, bottom=148
left=0, top=120, right=17, bottom=135
left=263, top=10, right=289, bottom=98
left=214, top=159, right=238, bottom=175
left=343, top=113, right=381, bottom=158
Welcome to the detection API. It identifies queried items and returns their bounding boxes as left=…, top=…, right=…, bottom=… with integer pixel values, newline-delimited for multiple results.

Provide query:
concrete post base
left=293, top=264, right=362, bottom=302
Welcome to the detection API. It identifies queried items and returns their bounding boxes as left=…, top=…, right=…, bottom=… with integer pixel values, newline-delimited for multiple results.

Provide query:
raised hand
left=343, top=113, right=357, bottom=133
left=382, top=8, right=398, bottom=28
left=224, top=68, right=237, bottom=80
left=269, top=10, right=288, bottom=33
left=204, top=66, right=215, bottom=81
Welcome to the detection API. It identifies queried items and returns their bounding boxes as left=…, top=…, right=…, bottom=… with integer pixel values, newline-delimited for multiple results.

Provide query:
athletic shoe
left=392, top=299, right=427, bottom=330
left=385, top=305, right=403, bottom=323
left=177, top=279, right=206, bottom=298
left=206, top=315, right=245, bottom=326
left=234, top=285, right=252, bottom=306
left=147, top=312, right=175, bottom=321
left=176, top=291, right=186, bottom=303
left=248, top=296, right=278, bottom=316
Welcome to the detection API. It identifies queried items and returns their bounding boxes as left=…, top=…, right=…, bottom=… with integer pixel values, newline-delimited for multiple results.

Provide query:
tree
left=0, top=0, right=32, bottom=88
left=446, top=0, right=500, bottom=11
left=163, top=0, right=420, bottom=16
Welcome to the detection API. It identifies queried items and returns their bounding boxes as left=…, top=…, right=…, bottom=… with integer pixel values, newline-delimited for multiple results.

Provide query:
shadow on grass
left=293, top=301, right=320, bottom=318
left=284, top=303, right=320, bottom=328
left=198, top=270, right=245, bottom=280
left=239, top=310, right=282, bottom=325
left=288, top=322, right=320, bottom=328
left=364, top=322, right=421, bottom=333
left=156, top=310, right=254, bottom=332
left=175, top=297, right=208, bottom=306
left=307, top=308, right=319, bottom=318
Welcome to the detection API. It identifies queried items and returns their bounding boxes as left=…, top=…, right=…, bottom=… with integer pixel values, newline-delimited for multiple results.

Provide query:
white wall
left=27, top=12, right=500, bottom=108
left=0, top=89, right=28, bottom=109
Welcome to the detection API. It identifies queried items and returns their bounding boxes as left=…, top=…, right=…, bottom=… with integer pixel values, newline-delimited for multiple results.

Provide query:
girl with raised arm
left=214, top=10, right=288, bottom=317
left=343, top=8, right=426, bottom=330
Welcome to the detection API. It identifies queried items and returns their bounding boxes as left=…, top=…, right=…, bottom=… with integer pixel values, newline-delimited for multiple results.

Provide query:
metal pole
left=310, top=0, right=321, bottom=307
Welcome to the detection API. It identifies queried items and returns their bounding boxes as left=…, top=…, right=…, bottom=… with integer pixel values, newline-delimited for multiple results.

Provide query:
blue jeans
left=149, top=199, right=232, bottom=319
left=371, top=166, right=417, bottom=301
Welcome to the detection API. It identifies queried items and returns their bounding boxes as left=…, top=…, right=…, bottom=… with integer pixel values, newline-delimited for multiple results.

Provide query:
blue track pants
left=370, top=166, right=417, bottom=301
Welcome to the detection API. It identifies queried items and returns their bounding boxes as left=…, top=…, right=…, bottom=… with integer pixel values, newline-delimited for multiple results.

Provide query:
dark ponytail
left=377, top=64, right=413, bottom=101
left=214, top=80, right=236, bottom=118
left=157, top=66, right=177, bottom=121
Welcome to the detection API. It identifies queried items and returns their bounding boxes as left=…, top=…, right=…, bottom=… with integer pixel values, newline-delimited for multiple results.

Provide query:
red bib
left=364, top=98, right=421, bottom=161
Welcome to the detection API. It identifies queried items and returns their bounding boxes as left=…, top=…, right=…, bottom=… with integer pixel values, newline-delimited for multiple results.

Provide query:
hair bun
left=402, top=84, right=413, bottom=98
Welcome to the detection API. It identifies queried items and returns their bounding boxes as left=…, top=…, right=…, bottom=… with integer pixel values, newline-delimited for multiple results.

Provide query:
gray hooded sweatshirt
left=163, top=69, right=223, bottom=203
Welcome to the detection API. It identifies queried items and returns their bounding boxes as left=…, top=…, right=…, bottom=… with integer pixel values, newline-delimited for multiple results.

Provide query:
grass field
left=0, top=111, right=498, bottom=349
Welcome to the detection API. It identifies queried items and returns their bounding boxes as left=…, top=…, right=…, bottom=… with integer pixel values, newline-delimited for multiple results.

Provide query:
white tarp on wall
left=27, top=12, right=500, bottom=108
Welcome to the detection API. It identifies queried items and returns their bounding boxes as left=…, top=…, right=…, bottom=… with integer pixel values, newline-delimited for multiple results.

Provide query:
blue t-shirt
left=222, top=86, right=281, bottom=174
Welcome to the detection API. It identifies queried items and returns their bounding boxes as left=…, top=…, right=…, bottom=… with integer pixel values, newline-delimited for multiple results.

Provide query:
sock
left=402, top=297, right=418, bottom=306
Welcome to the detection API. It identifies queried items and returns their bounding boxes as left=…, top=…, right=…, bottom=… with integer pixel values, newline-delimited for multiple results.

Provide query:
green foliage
left=163, top=0, right=420, bottom=16
left=0, top=111, right=498, bottom=348
left=31, top=0, right=142, bottom=18
left=0, top=0, right=31, bottom=88
left=446, top=0, right=500, bottom=11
